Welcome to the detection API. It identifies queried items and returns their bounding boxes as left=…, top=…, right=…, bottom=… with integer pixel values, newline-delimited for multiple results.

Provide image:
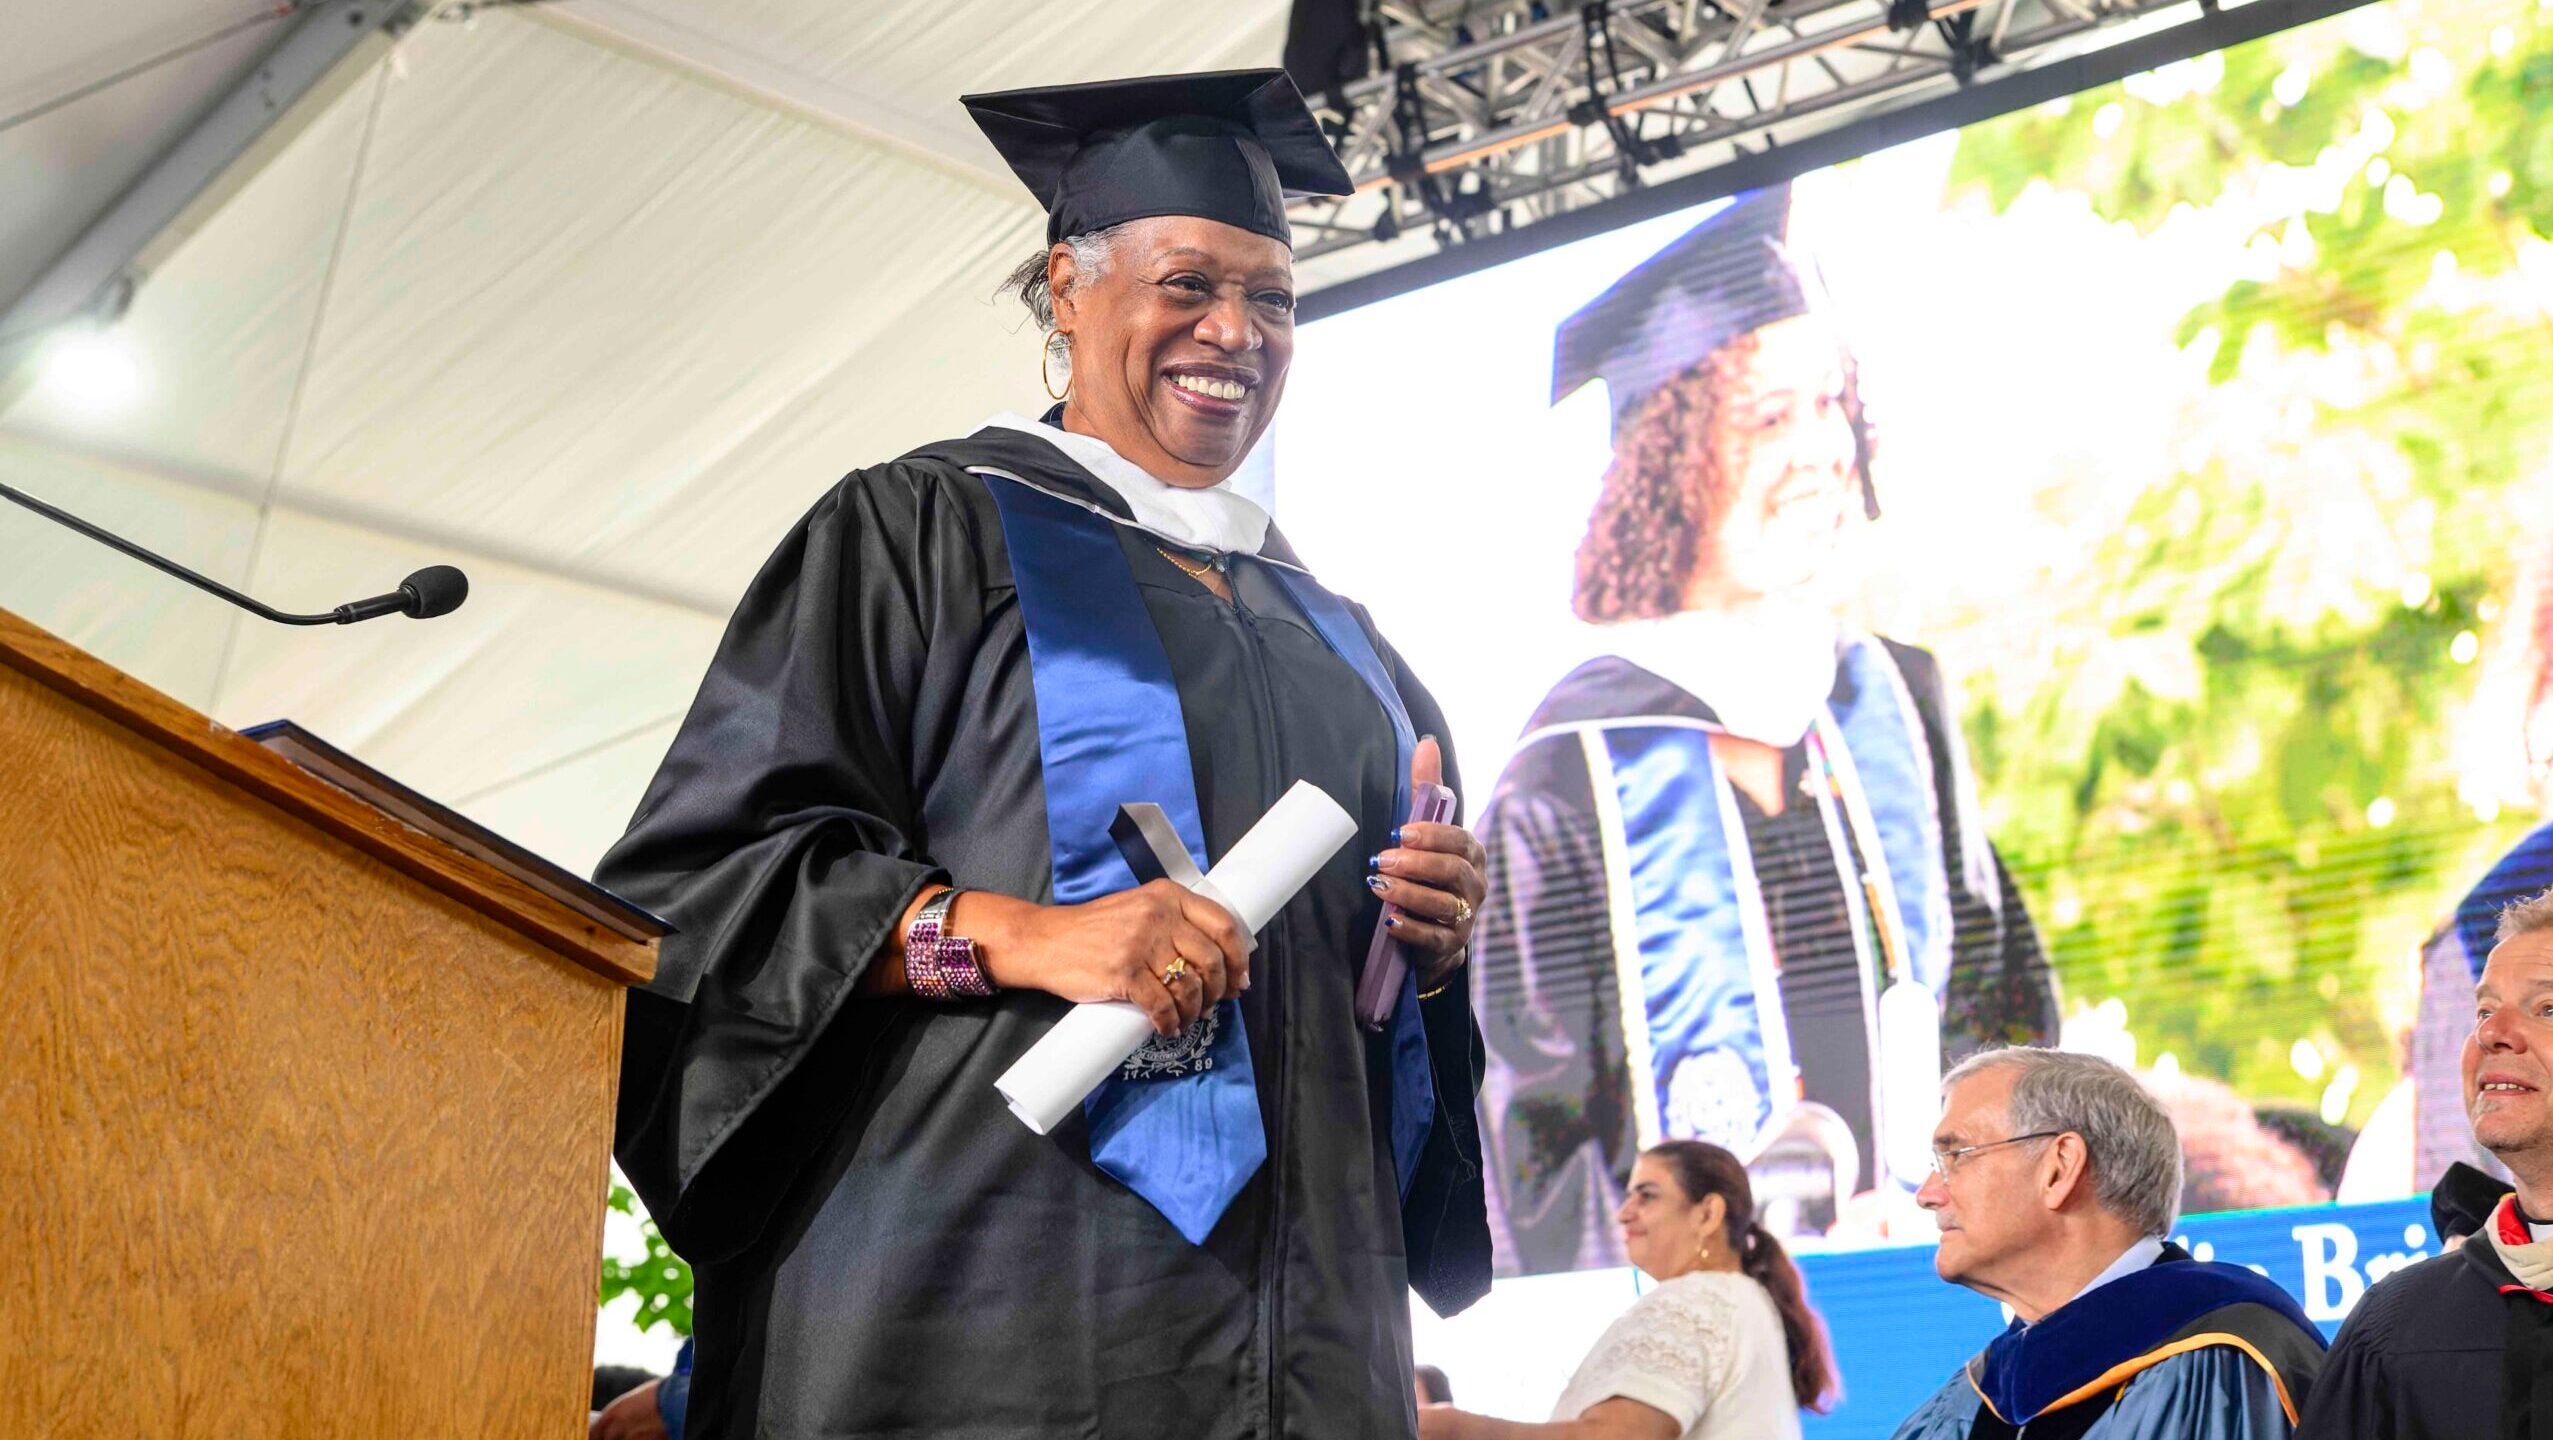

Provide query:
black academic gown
left=595, top=423, right=1491, bottom=1439
left=2296, top=1235, right=2530, bottom=1440
left=1474, top=648, right=2057, bottom=1275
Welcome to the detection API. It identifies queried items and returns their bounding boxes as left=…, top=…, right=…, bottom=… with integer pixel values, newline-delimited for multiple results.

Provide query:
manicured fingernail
left=1390, top=827, right=1404, bottom=845
left=1367, top=853, right=1383, bottom=870
left=1384, top=913, right=1403, bottom=929
left=1365, top=874, right=1389, bottom=896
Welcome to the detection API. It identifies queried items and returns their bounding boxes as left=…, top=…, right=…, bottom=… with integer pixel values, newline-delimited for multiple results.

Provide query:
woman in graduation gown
left=1472, top=185, right=2060, bottom=1275
left=595, top=71, right=1492, bottom=1440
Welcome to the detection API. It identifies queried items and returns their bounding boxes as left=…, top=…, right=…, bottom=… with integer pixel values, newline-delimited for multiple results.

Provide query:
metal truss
left=1286, top=0, right=2202, bottom=275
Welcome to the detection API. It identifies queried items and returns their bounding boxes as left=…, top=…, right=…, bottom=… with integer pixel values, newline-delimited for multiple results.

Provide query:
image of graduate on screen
left=1471, top=185, right=2061, bottom=1274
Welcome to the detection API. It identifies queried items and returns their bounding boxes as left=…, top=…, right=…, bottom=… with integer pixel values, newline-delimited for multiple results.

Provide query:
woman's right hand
left=970, top=882, right=1251, bottom=1035
left=1415, top=1405, right=1468, bottom=1440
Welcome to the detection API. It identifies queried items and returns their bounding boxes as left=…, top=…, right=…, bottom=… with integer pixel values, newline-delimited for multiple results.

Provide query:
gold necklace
left=1155, top=545, right=1218, bottom=582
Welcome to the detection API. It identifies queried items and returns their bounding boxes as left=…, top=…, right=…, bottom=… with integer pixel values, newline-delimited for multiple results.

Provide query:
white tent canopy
left=3, top=0, right=1289, bottom=875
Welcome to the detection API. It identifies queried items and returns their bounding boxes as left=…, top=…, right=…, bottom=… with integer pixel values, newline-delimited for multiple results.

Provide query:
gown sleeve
left=1882, top=639, right=2061, bottom=1055
left=2096, top=1346, right=2302, bottom=1440
left=1370, top=614, right=1495, bottom=1317
left=1942, top=844, right=2061, bottom=1055
left=2291, top=1283, right=2397, bottom=1440
left=1889, top=1371, right=1985, bottom=1440
left=595, top=461, right=985, bottom=1261
left=1472, top=726, right=1634, bottom=1277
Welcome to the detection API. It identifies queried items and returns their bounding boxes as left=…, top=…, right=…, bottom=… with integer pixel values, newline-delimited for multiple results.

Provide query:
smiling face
left=1049, top=214, right=1296, bottom=490
left=2466, top=930, right=2553, bottom=1164
left=1690, top=311, right=1861, bottom=602
left=1615, top=1152, right=1724, bottom=1282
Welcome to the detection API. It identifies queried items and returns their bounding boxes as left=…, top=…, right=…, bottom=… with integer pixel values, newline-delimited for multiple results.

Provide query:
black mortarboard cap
left=1553, top=185, right=1809, bottom=423
left=1554, top=183, right=1877, bottom=516
left=963, top=69, right=1354, bottom=246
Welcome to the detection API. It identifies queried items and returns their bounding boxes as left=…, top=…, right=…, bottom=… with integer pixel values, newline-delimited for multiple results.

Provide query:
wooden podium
left=0, top=607, right=658, bottom=1437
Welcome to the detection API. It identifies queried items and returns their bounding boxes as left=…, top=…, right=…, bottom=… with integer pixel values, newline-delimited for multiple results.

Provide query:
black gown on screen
left=594, top=420, right=1490, bottom=1439
left=1473, top=649, right=2058, bottom=1274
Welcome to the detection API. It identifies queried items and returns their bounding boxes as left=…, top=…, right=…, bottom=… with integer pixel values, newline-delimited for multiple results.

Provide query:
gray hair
left=1942, top=1046, right=2183, bottom=1237
left=2497, top=888, right=2553, bottom=945
left=1001, top=224, right=1130, bottom=381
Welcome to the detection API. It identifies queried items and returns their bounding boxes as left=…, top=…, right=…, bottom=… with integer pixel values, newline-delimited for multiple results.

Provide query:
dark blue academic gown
left=1892, top=1244, right=2326, bottom=1440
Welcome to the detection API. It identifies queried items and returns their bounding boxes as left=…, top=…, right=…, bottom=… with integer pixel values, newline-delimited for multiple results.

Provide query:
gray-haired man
left=1892, top=1048, right=2326, bottom=1440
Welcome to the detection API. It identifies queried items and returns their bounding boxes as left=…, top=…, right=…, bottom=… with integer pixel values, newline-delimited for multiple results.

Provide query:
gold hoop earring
left=1041, top=332, right=1070, bottom=401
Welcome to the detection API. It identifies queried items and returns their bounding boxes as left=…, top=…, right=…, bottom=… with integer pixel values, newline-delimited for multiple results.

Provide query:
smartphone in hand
left=1354, top=780, right=1458, bottom=1030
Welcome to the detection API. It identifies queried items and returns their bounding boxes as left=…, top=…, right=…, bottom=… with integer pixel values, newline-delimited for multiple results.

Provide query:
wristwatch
left=905, top=887, right=995, bottom=1001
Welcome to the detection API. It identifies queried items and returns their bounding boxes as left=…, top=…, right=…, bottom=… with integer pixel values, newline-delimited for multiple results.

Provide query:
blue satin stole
left=1580, top=636, right=1949, bottom=1154
left=981, top=473, right=1435, bottom=1245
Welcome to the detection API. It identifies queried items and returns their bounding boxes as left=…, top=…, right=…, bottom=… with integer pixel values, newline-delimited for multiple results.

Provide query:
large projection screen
left=1269, top=0, right=2553, bottom=1429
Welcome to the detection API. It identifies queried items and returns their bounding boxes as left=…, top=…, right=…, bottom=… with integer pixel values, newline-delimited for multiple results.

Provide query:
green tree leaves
left=600, top=1181, right=693, bottom=1338
left=1941, top=0, right=2552, bottom=1122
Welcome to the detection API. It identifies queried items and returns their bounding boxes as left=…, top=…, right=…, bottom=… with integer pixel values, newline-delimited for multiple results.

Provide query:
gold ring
left=1163, top=956, right=1189, bottom=985
left=1451, top=896, right=1474, bottom=925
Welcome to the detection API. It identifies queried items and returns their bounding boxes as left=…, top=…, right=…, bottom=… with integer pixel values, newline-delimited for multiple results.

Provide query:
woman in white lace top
left=1418, top=1141, right=1837, bottom=1440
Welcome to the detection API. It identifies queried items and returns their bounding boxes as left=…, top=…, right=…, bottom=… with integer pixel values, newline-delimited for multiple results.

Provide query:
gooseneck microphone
left=329, top=565, right=469, bottom=624
left=1, top=480, right=470, bottom=625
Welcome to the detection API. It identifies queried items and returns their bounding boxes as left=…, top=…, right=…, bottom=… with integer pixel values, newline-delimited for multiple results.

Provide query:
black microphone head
left=399, top=565, right=469, bottom=619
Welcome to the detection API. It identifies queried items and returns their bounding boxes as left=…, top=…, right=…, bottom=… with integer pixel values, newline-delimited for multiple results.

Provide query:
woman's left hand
left=1369, top=736, right=1487, bottom=993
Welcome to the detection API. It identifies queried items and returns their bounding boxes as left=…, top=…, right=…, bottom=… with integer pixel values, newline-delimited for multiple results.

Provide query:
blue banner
left=1798, top=1195, right=2438, bottom=1439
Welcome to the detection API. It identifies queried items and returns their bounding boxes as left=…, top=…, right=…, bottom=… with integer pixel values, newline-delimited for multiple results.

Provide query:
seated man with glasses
left=1891, top=1048, right=2327, bottom=1440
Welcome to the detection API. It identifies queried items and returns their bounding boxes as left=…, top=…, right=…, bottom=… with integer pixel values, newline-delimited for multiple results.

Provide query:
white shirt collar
left=980, top=411, right=1270, bottom=556
left=2046, top=1236, right=2167, bottom=1319
left=1592, top=603, right=1842, bottom=747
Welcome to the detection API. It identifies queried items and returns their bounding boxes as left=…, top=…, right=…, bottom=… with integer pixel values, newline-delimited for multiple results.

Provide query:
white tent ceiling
left=2, top=0, right=1291, bottom=877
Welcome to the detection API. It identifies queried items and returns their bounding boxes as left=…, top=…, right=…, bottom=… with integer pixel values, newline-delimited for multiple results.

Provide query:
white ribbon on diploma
left=995, top=780, right=1357, bottom=1135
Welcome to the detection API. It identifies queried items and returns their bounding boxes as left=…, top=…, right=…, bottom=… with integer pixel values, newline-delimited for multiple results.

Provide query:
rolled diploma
left=995, top=780, right=1357, bottom=1135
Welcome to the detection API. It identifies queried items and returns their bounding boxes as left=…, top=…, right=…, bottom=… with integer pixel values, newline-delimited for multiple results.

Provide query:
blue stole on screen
left=1826, top=637, right=1953, bottom=996
left=979, top=472, right=1434, bottom=1244
left=1968, top=1254, right=2319, bottom=1425
left=1530, top=635, right=1947, bottom=1159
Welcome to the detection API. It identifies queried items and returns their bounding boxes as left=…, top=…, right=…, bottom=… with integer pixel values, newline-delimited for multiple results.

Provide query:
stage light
left=39, top=330, right=143, bottom=415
